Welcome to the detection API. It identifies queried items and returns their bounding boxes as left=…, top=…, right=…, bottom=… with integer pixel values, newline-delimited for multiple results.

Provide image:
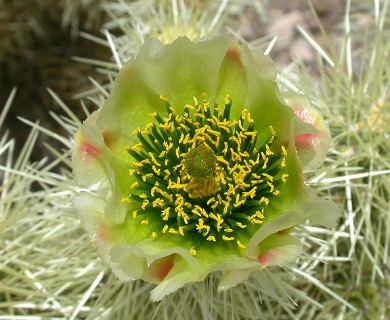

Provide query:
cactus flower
left=73, top=36, right=339, bottom=301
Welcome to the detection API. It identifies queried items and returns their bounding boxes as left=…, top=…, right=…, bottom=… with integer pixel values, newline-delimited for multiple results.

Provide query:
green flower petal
left=73, top=36, right=338, bottom=300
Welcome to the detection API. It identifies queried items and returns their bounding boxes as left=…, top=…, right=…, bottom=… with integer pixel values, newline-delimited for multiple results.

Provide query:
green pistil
left=123, top=94, right=289, bottom=254
left=185, top=144, right=216, bottom=179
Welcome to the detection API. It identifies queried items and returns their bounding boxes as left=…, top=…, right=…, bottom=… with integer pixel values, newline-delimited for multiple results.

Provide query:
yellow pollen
left=236, top=222, right=247, bottom=229
left=132, top=210, right=138, bottom=218
left=210, top=213, right=224, bottom=231
left=265, top=144, right=273, bottom=155
left=141, top=219, right=148, bottom=225
left=237, top=240, right=246, bottom=249
left=262, top=157, right=269, bottom=169
left=151, top=232, right=157, bottom=239
left=281, top=145, right=288, bottom=156
left=282, top=174, right=289, bottom=183
left=260, top=197, right=269, bottom=205
left=130, top=182, right=138, bottom=189
left=262, top=173, right=273, bottom=181
left=224, top=94, right=231, bottom=105
left=162, top=207, right=170, bottom=220
left=131, top=142, right=143, bottom=152
left=196, top=219, right=211, bottom=234
left=121, top=197, right=130, bottom=203
left=222, top=235, right=235, bottom=241
left=152, top=198, right=164, bottom=208
left=267, top=181, right=275, bottom=193
left=206, top=235, right=216, bottom=242
left=190, top=248, right=197, bottom=256
left=141, top=200, right=149, bottom=210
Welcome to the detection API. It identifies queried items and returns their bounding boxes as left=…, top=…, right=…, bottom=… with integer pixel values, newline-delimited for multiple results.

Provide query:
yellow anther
left=139, top=193, right=148, bottom=199
left=196, top=219, right=210, bottom=233
left=141, top=219, right=148, bottom=225
left=234, top=199, right=245, bottom=207
left=145, top=122, right=154, bottom=130
left=121, top=197, right=130, bottom=203
left=242, top=186, right=257, bottom=199
left=178, top=227, right=185, bottom=236
left=222, top=142, right=229, bottom=155
left=236, top=222, right=247, bottom=229
left=267, top=181, right=275, bottom=193
left=252, top=173, right=261, bottom=179
left=262, top=157, right=269, bottom=169
left=132, top=127, right=140, bottom=135
left=224, top=228, right=233, bottom=233
left=265, top=144, right=273, bottom=156
left=251, top=179, right=263, bottom=185
left=194, top=113, right=206, bottom=119
left=273, top=190, right=281, bottom=196
left=262, top=173, right=274, bottom=181
left=206, top=235, right=216, bottom=242
left=142, top=173, right=153, bottom=182
left=210, top=213, right=224, bottom=231
left=216, top=155, right=230, bottom=166
left=131, top=142, right=143, bottom=152
left=282, top=174, right=289, bottom=183
left=190, top=248, right=197, bottom=256
left=152, top=198, right=164, bottom=208
left=162, top=225, right=169, bottom=233
left=141, top=159, right=151, bottom=165
left=132, top=210, right=138, bottom=219
left=128, top=169, right=135, bottom=176
left=207, top=197, right=216, bottom=205
left=152, top=165, right=161, bottom=175
left=224, top=94, right=230, bottom=105
left=193, top=96, right=199, bottom=106
left=281, top=145, right=288, bottom=156
left=222, top=235, right=235, bottom=241
left=269, top=126, right=276, bottom=136
left=151, top=232, right=157, bottom=239
left=169, top=228, right=177, bottom=234
left=281, top=157, right=286, bottom=167
left=260, top=197, right=269, bottom=205
left=238, top=120, right=246, bottom=132
left=148, top=152, right=161, bottom=167
left=237, top=240, right=246, bottom=249
left=225, top=184, right=236, bottom=196
left=130, top=182, right=138, bottom=190
left=160, top=95, right=168, bottom=102
left=141, top=200, right=149, bottom=210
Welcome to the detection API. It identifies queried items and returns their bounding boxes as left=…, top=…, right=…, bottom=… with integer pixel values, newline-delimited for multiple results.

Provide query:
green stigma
left=123, top=94, right=289, bottom=255
left=185, top=144, right=216, bottom=179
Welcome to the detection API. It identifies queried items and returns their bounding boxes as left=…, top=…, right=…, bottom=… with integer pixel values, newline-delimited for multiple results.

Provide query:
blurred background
left=0, top=0, right=348, bottom=161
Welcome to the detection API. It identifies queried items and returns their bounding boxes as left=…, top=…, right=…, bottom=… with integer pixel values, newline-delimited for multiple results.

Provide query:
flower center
left=123, top=94, right=289, bottom=255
